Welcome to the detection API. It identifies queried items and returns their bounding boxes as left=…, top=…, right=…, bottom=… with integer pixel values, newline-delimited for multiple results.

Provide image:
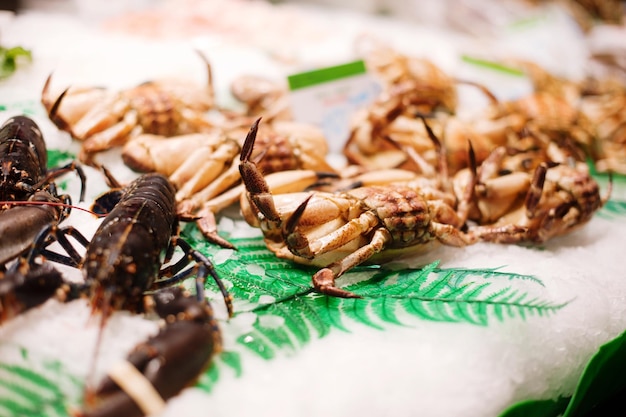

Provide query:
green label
left=287, top=60, right=367, bottom=90
left=461, top=55, right=525, bottom=76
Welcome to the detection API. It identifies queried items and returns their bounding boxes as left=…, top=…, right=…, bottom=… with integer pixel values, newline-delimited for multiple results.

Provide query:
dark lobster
left=0, top=115, right=85, bottom=266
left=17, top=172, right=231, bottom=417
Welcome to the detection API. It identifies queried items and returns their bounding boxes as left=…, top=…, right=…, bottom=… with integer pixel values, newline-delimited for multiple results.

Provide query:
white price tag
left=287, top=60, right=381, bottom=154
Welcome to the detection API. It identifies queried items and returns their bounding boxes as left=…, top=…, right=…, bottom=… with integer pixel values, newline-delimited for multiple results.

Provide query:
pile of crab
left=39, top=43, right=621, bottom=298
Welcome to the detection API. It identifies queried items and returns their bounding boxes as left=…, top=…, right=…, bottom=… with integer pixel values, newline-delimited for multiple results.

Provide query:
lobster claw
left=79, top=287, right=221, bottom=417
left=0, top=261, right=65, bottom=324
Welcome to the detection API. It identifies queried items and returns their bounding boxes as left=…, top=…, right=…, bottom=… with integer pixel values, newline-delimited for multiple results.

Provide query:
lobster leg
left=36, top=160, right=87, bottom=202
left=153, top=236, right=233, bottom=317
left=79, top=287, right=221, bottom=417
left=28, top=223, right=90, bottom=268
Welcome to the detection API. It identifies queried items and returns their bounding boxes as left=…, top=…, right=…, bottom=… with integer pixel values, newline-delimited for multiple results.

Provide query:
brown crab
left=229, top=74, right=291, bottom=121
left=579, top=78, right=626, bottom=174
left=345, top=53, right=603, bottom=178
left=469, top=160, right=610, bottom=244
left=344, top=39, right=524, bottom=176
left=122, top=118, right=336, bottom=248
left=344, top=94, right=505, bottom=177
left=451, top=121, right=587, bottom=226
left=451, top=106, right=609, bottom=233
left=41, top=52, right=215, bottom=166
left=238, top=119, right=483, bottom=298
left=358, top=39, right=458, bottom=113
left=512, top=61, right=626, bottom=174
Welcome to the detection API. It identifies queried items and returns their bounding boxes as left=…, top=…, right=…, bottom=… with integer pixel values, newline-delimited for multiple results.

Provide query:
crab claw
left=284, top=196, right=361, bottom=299
left=41, top=73, right=109, bottom=134
left=283, top=194, right=315, bottom=258
left=312, top=268, right=361, bottom=298
left=525, top=163, right=547, bottom=219
left=239, top=117, right=281, bottom=222
left=194, top=205, right=237, bottom=250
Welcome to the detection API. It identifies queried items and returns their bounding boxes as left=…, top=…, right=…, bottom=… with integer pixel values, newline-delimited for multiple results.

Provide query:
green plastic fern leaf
left=183, top=226, right=568, bottom=361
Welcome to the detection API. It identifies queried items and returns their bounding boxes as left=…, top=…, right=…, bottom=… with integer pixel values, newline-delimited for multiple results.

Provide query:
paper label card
left=287, top=60, right=381, bottom=154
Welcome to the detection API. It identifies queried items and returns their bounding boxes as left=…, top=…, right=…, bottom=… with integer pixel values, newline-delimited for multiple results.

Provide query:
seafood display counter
left=1, top=1, right=626, bottom=417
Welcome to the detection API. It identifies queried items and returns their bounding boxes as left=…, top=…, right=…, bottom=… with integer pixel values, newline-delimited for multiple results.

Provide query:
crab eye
left=522, top=158, right=540, bottom=170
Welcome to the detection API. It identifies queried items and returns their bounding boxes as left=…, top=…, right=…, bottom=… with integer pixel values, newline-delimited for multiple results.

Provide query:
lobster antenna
left=0, top=200, right=102, bottom=217
left=83, top=287, right=114, bottom=406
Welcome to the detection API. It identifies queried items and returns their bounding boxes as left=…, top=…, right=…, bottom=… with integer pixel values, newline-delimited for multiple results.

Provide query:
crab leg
left=468, top=164, right=549, bottom=243
left=42, top=75, right=109, bottom=131
left=470, top=222, right=530, bottom=244
left=312, top=227, right=391, bottom=298
left=472, top=147, right=532, bottom=223
left=183, top=161, right=242, bottom=207
left=524, top=163, right=548, bottom=218
left=123, top=133, right=213, bottom=175
left=72, top=98, right=134, bottom=143
left=282, top=196, right=386, bottom=298
left=173, top=138, right=240, bottom=201
left=191, top=117, right=333, bottom=247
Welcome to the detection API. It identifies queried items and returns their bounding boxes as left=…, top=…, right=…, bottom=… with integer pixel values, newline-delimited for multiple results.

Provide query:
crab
left=345, top=50, right=608, bottom=178
left=344, top=94, right=507, bottom=177
left=346, top=90, right=584, bottom=177
left=344, top=40, right=460, bottom=174
left=507, top=59, right=584, bottom=106
left=41, top=53, right=215, bottom=166
left=345, top=39, right=531, bottom=175
left=539, top=0, right=624, bottom=29
left=511, top=62, right=626, bottom=174
left=446, top=88, right=609, bottom=244
left=469, top=160, right=610, bottom=244
left=488, top=91, right=595, bottom=153
left=451, top=121, right=589, bottom=226
left=579, top=78, right=626, bottom=174
left=357, top=39, right=458, bottom=113
left=238, top=119, right=486, bottom=298
left=481, top=61, right=625, bottom=168
left=121, top=117, right=336, bottom=248
left=229, top=74, right=291, bottom=121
